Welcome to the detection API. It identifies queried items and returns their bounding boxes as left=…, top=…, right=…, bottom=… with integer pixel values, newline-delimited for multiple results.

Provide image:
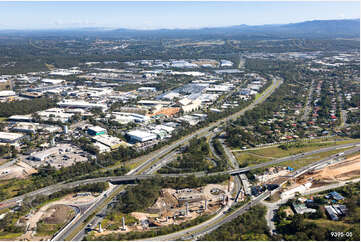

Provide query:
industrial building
left=127, top=130, right=157, bottom=143
left=325, top=204, right=348, bottom=221
left=292, top=202, right=316, bottom=215
left=91, top=134, right=124, bottom=150
left=41, top=78, right=65, bottom=85
left=0, top=90, right=16, bottom=97
left=37, top=108, right=74, bottom=123
left=30, top=147, right=59, bottom=161
left=87, top=126, right=107, bottom=136
left=0, top=132, right=25, bottom=144
left=138, top=87, right=157, bottom=92
left=8, top=115, right=33, bottom=122
left=111, top=112, right=150, bottom=124
left=57, top=100, right=107, bottom=110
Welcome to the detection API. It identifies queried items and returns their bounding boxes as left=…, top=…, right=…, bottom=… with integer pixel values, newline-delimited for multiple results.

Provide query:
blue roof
left=329, top=191, right=345, bottom=200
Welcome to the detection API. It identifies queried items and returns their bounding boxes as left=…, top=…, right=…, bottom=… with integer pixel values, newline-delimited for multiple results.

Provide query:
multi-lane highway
left=146, top=146, right=359, bottom=241
left=52, top=185, right=125, bottom=241
left=0, top=77, right=282, bottom=204
left=1, top=142, right=358, bottom=208
left=50, top=144, right=358, bottom=241
left=119, top=77, right=283, bottom=175
left=2, top=76, right=355, bottom=241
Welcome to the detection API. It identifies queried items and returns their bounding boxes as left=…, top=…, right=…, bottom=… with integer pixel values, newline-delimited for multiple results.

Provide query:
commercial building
left=92, top=134, right=124, bottom=149
left=30, top=147, right=59, bottom=161
left=11, top=122, right=37, bottom=134
left=206, top=85, right=232, bottom=93
left=138, top=87, right=157, bottom=92
left=220, top=60, right=233, bottom=67
left=127, top=130, right=157, bottom=143
left=8, top=115, right=33, bottom=122
left=88, top=126, right=107, bottom=136
left=57, top=100, right=107, bottom=110
left=111, top=112, right=150, bottom=124
left=328, top=191, right=345, bottom=201
left=0, top=90, right=16, bottom=97
left=138, top=100, right=171, bottom=107
left=177, top=115, right=201, bottom=126
left=292, top=202, right=316, bottom=215
left=41, top=78, right=65, bottom=85
left=0, top=132, right=25, bottom=144
left=37, top=108, right=74, bottom=123
left=93, top=142, right=111, bottom=153
left=181, top=99, right=202, bottom=113
left=325, top=204, right=348, bottom=221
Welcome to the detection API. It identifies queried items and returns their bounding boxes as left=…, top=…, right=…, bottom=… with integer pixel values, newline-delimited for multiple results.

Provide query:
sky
left=0, top=1, right=359, bottom=30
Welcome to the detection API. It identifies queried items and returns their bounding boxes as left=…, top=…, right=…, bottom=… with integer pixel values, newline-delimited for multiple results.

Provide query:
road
left=220, top=139, right=239, bottom=169
left=48, top=142, right=357, bottom=240
left=52, top=185, right=125, bottom=241
left=121, top=76, right=282, bottom=175
left=229, top=142, right=359, bottom=175
left=262, top=178, right=360, bottom=235
left=66, top=79, right=285, bottom=240
left=302, top=79, right=315, bottom=121
left=70, top=190, right=126, bottom=241
left=146, top=146, right=359, bottom=241
left=339, top=109, right=348, bottom=128
left=0, top=77, right=282, bottom=205
left=1, top=142, right=358, bottom=208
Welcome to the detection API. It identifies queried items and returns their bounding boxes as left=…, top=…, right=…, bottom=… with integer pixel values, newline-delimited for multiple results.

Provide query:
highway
left=59, top=78, right=283, bottom=241
left=52, top=185, right=125, bottom=241
left=146, top=146, right=359, bottom=241
left=0, top=77, right=282, bottom=205
left=228, top=142, right=359, bottom=175
left=2, top=76, right=354, bottom=241
left=122, top=76, right=282, bottom=176
left=1, top=142, right=358, bottom=208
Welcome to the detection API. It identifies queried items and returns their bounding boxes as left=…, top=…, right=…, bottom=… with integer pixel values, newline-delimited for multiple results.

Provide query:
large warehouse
left=0, top=132, right=25, bottom=144
left=87, top=126, right=107, bottom=136
left=127, top=130, right=157, bottom=143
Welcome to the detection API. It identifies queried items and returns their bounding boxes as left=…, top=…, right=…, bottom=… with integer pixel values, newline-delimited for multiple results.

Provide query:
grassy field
left=101, top=212, right=138, bottom=231
left=304, top=218, right=352, bottom=231
left=0, top=117, right=7, bottom=122
left=233, top=138, right=359, bottom=167
left=258, top=147, right=353, bottom=172
left=0, top=232, right=23, bottom=240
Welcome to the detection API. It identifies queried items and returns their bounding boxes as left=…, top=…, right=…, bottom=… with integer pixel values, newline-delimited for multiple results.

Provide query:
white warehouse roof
left=127, top=130, right=157, bottom=142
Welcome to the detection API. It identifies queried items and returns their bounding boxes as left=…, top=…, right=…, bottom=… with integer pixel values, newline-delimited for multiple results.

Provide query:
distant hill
left=109, top=19, right=360, bottom=39
left=0, top=19, right=359, bottom=39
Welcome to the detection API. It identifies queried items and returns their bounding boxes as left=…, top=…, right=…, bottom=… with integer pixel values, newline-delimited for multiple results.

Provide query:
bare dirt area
left=41, top=204, right=74, bottom=225
left=17, top=193, right=98, bottom=241
left=0, top=161, right=37, bottom=180
left=94, top=183, right=232, bottom=237
left=296, top=155, right=360, bottom=188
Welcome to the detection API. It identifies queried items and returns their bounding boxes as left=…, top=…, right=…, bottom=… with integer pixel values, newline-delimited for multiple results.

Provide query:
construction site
left=16, top=192, right=101, bottom=241
left=296, top=154, right=360, bottom=187
left=94, top=183, right=232, bottom=236
left=280, top=154, right=360, bottom=199
left=0, top=161, right=37, bottom=180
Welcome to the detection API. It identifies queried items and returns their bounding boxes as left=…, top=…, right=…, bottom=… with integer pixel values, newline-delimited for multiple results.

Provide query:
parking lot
left=26, top=144, right=89, bottom=168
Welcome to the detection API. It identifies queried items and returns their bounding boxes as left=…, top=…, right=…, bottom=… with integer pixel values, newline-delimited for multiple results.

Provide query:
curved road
left=1, top=142, right=358, bottom=207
